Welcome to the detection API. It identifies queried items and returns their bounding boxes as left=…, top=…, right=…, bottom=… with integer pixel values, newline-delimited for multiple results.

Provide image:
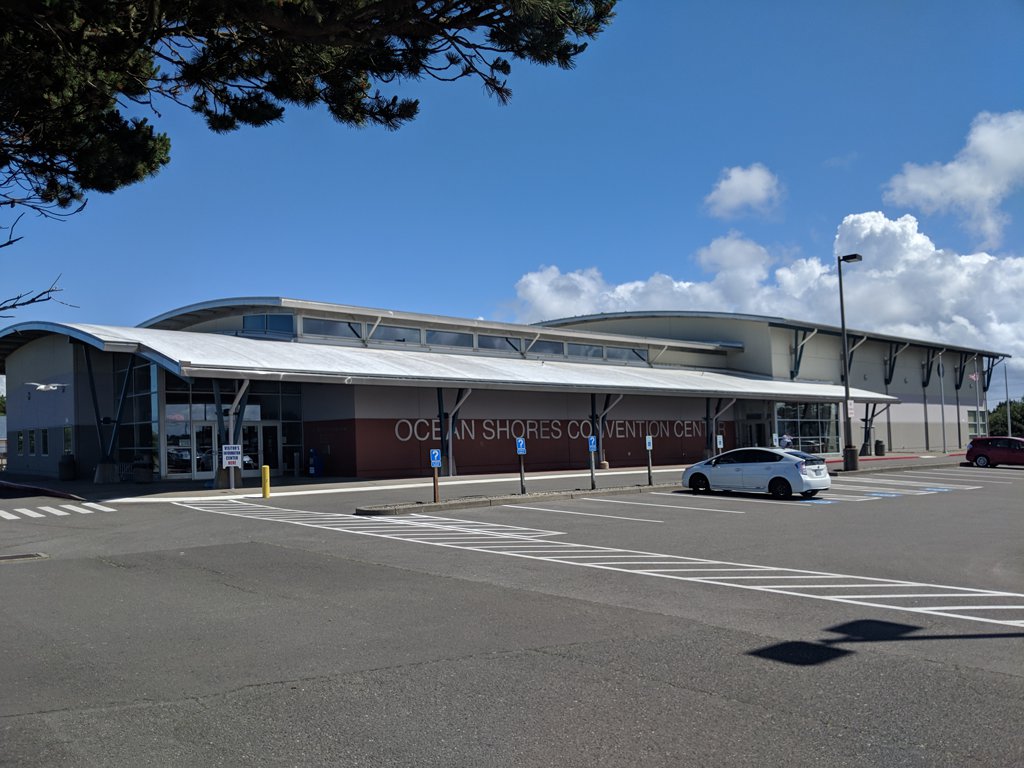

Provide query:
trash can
left=874, top=440, right=886, bottom=457
left=58, top=453, right=76, bottom=481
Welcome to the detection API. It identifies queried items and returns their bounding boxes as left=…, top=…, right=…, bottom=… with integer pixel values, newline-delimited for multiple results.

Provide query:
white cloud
left=884, top=111, right=1024, bottom=247
left=511, top=212, right=1024, bottom=395
left=704, top=163, right=783, bottom=218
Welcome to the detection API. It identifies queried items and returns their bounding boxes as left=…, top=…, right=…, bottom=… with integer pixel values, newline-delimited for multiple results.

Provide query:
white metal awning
left=0, top=322, right=898, bottom=403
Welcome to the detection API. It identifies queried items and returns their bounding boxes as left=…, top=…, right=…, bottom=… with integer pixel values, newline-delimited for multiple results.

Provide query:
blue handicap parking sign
left=429, top=448, right=442, bottom=468
left=588, top=435, right=597, bottom=453
left=516, top=437, right=527, bottom=455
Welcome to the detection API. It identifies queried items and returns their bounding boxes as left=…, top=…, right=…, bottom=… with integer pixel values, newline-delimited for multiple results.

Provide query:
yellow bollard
left=261, top=465, right=270, bottom=498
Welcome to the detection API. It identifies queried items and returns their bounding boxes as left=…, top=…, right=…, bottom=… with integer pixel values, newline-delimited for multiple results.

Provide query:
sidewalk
left=0, top=451, right=969, bottom=505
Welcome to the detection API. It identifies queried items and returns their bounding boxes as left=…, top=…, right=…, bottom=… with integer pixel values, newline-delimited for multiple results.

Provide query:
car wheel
left=769, top=478, right=792, bottom=498
left=974, top=455, right=991, bottom=468
left=689, top=474, right=710, bottom=494
left=800, top=490, right=819, bottom=498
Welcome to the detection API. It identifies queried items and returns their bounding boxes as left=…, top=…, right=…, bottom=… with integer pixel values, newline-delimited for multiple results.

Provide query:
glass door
left=239, top=422, right=282, bottom=477
left=193, top=423, right=217, bottom=479
left=241, top=424, right=260, bottom=477
left=261, top=423, right=281, bottom=476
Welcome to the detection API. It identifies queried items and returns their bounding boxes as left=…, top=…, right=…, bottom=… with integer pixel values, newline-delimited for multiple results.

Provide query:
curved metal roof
left=137, top=297, right=739, bottom=353
left=543, top=310, right=1010, bottom=359
left=0, top=322, right=896, bottom=403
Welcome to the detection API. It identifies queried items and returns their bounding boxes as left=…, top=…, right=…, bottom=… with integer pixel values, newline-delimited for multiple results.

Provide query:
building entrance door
left=743, top=420, right=769, bottom=447
left=193, top=423, right=217, bottom=479
left=240, top=422, right=282, bottom=477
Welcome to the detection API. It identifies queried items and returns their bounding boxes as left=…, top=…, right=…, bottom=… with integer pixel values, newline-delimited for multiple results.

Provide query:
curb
left=0, top=479, right=84, bottom=501
left=355, top=482, right=679, bottom=515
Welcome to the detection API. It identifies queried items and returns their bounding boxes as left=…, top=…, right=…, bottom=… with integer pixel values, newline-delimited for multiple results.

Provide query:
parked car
left=965, top=436, right=1024, bottom=467
left=682, top=447, right=831, bottom=498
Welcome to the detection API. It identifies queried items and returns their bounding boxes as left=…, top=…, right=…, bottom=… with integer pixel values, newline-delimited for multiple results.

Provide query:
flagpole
left=1006, top=363, right=1013, bottom=437
left=974, top=359, right=982, bottom=436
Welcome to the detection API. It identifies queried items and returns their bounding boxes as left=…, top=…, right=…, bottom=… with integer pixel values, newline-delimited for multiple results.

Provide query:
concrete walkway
left=0, top=451, right=969, bottom=506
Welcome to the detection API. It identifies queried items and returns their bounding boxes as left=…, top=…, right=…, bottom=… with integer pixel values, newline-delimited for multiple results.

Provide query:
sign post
left=587, top=435, right=597, bottom=490
left=645, top=435, right=653, bottom=486
left=222, top=444, right=242, bottom=490
left=429, top=448, right=442, bottom=503
left=515, top=437, right=527, bottom=495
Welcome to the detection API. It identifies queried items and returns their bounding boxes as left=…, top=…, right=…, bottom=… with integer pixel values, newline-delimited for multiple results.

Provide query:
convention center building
left=0, top=297, right=1007, bottom=482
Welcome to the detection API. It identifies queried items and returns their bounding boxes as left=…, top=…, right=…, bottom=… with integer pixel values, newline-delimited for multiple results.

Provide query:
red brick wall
left=303, top=417, right=735, bottom=478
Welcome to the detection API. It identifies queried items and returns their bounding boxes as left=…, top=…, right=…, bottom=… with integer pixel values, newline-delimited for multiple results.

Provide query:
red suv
left=966, top=436, right=1024, bottom=467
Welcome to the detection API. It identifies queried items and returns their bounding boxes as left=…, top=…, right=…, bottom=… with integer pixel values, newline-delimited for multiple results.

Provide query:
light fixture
left=838, top=253, right=863, bottom=471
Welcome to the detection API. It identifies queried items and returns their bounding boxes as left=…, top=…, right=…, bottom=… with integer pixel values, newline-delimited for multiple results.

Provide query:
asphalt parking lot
left=1, top=462, right=1021, bottom=766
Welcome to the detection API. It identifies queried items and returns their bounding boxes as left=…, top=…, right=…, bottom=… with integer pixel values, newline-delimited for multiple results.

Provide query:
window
left=28, top=430, right=36, bottom=455
left=967, top=409, right=988, bottom=438
left=242, top=314, right=295, bottom=334
left=371, top=325, right=421, bottom=343
left=529, top=339, right=564, bottom=356
left=303, top=317, right=361, bottom=339
left=606, top=347, right=648, bottom=363
left=478, top=334, right=521, bottom=352
left=775, top=401, right=840, bottom=454
left=40, top=429, right=48, bottom=456
left=426, top=330, right=473, bottom=348
left=567, top=343, right=604, bottom=359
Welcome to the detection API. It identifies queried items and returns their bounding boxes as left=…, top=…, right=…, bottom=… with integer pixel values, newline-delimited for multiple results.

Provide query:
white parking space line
left=38, top=506, right=70, bottom=516
left=896, top=471, right=1013, bottom=484
left=587, top=496, right=747, bottom=513
left=504, top=504, right=664, bottom=522
left=835, top=477, right=979, bottom=490
left=172, top=499, right=1024, bottom=629
left=14, top=508, right=45, bottom=518
left=649, top=492, right=807, bottom=507
left=60, top=504, right=95, bottom=514
left=828, top=484, right=931, bottom=496
left=0, top=510, right=19, bottom=520
left=82, top=502, right=117, bottom=512
left=820, top=492, right=887, bottom=500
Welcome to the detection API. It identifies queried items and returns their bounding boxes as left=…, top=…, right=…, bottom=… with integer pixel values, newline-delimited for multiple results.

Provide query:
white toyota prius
left=681, top=447, right=831, bottom=499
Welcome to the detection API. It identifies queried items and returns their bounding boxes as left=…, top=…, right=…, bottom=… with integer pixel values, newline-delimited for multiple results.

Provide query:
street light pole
left=838, top=253, right=863, bottom=471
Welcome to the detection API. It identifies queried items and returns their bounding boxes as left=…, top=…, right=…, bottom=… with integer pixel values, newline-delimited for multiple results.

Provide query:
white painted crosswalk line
left=82, top=502, right=117, bottom=512
left=14, top=507, right=45, bottom=518
left=0, top=510, right=19, bottom=520
left=38, top=505, right=70, bottom=516
left=60, top=504, right=95, bottom=514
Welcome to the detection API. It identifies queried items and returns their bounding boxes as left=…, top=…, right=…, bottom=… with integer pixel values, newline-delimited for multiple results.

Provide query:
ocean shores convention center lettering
left=394, top=418, right=705, bottom=443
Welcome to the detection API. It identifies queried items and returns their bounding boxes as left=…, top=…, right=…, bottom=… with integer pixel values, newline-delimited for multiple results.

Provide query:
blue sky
left=4, top=1, right=1024, bottom=396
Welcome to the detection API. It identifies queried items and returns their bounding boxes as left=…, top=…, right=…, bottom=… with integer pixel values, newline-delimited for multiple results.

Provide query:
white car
left=682, top=447, right=831, bottom=499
